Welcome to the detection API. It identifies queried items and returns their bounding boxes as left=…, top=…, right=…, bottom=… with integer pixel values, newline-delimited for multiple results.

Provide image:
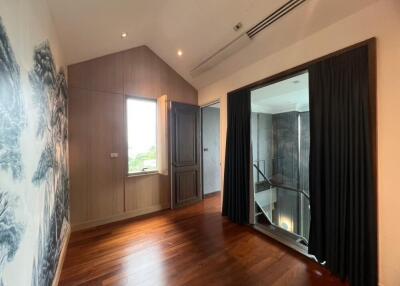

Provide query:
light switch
left=110, top=153, right=119, bottom=158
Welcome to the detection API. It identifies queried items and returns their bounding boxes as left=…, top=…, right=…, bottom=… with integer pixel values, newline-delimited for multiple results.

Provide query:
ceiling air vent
left=190, top=33, right=251, bottom=77
left=246, top=0, right=306, bottom=38
left=190, top=0, right=306, bottom=77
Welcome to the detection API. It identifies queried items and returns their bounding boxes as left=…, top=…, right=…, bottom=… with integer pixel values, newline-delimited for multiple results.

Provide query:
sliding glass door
left=251, top=71, right=310, bottom=253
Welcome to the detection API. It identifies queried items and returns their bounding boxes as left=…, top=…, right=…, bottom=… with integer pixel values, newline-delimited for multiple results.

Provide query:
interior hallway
left=60, top=195, right=346, bottom=286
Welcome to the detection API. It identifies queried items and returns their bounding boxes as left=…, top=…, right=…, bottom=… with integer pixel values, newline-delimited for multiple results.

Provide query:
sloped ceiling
left=47, top=0, right=377, bottom=89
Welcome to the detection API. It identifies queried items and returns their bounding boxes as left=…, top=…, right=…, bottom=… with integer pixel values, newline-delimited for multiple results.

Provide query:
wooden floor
left=60, top=195, right=346, bottom=286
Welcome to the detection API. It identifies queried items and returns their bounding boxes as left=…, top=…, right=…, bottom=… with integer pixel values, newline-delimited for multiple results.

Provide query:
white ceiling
left=47, top=0, right=377, bottom=89
left=251, top=72, right=308, bottom=114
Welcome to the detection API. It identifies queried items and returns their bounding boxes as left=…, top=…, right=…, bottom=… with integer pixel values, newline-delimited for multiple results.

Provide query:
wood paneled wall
left=68, top=46, right=197, bottom=230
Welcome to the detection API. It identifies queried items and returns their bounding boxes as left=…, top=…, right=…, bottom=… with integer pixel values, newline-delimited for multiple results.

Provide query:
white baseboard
left=71, top=203, right=170, bottom=231
left=52, top=224, right=71, bottom=286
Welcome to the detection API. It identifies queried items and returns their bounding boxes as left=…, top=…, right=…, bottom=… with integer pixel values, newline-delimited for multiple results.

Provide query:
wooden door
left=170, top=102, right=202, bottom=208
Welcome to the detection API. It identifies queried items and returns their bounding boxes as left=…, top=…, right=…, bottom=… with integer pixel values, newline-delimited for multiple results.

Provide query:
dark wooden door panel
left=176, top=170, right=199, bottom=204
left=175, top=111, right=197, bottom=165
left=170, top=102, right=201, bottom=208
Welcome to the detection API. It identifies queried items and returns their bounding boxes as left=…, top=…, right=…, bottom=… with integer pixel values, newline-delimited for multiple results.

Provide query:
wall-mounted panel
left=124, top=46, right=197, bottom=104
left=87, top=91, right=124, bottom=220
left=68, top=52, right=124, bottom=94
left=69, top=87, right=89, bottom=223
left=124, top=46, right=161, bottom=98
left=125, top=174, right=170, bottom=212
left=68, top=45, right=197, bottom=229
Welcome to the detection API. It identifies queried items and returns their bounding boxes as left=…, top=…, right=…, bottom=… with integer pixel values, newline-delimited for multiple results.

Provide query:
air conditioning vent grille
left=247, top=0, right=306, bottom=38
left=190, top=0, right=307, bottom=77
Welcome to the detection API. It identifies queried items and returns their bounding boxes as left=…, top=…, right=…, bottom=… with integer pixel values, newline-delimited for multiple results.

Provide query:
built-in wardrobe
left=68, top=46, right=197, bottom=230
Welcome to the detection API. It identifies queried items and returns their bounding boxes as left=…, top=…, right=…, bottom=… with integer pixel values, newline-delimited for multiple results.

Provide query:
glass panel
left=127, top=98, right=157, bottom=174
left=254, top=185, right=310, bottom=239
left=251, top=71, right=310, bottom=249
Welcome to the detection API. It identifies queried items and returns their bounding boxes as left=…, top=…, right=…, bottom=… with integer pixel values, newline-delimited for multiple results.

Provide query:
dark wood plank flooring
left=60, top=195, right=346, bottom=286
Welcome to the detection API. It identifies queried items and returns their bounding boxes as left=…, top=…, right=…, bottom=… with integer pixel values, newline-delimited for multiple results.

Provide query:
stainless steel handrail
left=252, top=163, right=309, bottom=246
left=253, top=164, right=310, bottom=200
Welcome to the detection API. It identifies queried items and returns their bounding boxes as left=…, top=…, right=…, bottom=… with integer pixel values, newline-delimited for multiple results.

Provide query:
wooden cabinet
left=69, top=87, right=89, bottom=223
left=69, top=88, right=124, bottom=224
left=87, top=91, right=124, bottom=220
left=68, top=45, right=197, bottom=230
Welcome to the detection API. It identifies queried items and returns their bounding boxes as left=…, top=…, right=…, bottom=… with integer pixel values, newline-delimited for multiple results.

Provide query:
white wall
left=0, top=0, right=67, bottom=285
left=0, top=0, right=65, bottom=71
left=202, top=106, right=221, bottom=195
left=198, top=1, right=400, bottom=285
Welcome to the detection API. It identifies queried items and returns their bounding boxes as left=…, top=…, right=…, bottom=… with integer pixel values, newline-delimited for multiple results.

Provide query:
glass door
left=251, top=71, right=310, bottom=253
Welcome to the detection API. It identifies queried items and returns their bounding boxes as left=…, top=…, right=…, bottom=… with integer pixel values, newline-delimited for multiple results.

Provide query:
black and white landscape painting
left=30, top=41, right=69, bottom=286
left=0, top=16, right=69, bottom=286
left=0, top=17, right=26, bottom=286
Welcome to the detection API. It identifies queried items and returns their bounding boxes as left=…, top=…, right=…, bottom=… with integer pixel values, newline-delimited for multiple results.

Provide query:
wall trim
left=52, top=224, right=71, bottom=286
left=71, top=203, right=170, bottom=231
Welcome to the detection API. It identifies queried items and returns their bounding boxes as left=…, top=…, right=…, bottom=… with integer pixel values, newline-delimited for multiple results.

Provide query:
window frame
left=126, top=95, right=158, bottom=176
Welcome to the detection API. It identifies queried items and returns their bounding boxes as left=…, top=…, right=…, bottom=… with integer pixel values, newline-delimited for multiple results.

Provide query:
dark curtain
left=308, top=45, right=377, bottom=286
left=222, top=89, right=251, bottom=224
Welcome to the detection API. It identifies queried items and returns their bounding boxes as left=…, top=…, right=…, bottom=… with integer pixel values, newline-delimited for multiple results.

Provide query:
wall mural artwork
left=0, top=19, right=25, bottom=180
left=0, top=17, right=69, bottom=286
left=0, top=17, right=26, bottom=286
left=30, top=41, right=69, bottom=286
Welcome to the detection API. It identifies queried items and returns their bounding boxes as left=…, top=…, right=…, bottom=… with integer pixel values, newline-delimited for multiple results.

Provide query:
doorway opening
left=201, top=102, right=221, bottom=198
left=251, top=72, right=310, bottom=254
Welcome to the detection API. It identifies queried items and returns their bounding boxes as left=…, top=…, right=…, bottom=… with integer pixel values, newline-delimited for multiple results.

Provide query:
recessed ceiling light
left=177, top=49, right=183, bottom=57
left=121, top=32, right=127, bottom=39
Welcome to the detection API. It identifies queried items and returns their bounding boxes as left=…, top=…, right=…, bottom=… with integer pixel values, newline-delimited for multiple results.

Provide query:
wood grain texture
left=123, top=46, right=197, bottom=104
left=59, top=195, right=347, bottom=286
left=87, top=91, right=124, bottom=220
left=68, top=45, right=198, bottom=228
left=68, top=51, right=124, bottom=94
left=124, top=173, right=170, bottom=212
left=69, top=89, right=125, bottom=225
left=170, top=102, right=202, bottom=208
left=68, top=87, right=90, bottom=223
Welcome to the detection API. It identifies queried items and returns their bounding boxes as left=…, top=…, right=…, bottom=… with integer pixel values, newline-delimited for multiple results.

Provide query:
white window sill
left=126, top=170, right=159, bottom=178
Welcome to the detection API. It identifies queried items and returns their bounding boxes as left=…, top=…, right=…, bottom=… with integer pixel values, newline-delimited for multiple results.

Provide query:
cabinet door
left=69, top=87, right=90, bottom=224
left=87, top=91, right=124, bottom=220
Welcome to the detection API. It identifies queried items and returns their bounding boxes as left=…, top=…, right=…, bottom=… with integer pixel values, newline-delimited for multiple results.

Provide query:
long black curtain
left=222, top=89, right=251, bottom=224
left=308, top=45, right=377, bottom=286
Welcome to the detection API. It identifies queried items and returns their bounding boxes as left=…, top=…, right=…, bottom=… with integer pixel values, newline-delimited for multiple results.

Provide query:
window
left=127, top=98, right=157, bottom=174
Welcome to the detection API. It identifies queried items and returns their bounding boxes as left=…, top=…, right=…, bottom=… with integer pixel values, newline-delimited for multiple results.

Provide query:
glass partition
left=251, top=71, right=310, bottom=251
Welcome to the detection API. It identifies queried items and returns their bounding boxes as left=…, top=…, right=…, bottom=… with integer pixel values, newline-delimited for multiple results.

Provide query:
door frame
left=200, top=99, right=221, bottom=199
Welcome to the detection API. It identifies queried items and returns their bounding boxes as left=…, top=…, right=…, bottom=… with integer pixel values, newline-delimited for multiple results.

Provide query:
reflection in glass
left=251, top=72, right=310, bottom=250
